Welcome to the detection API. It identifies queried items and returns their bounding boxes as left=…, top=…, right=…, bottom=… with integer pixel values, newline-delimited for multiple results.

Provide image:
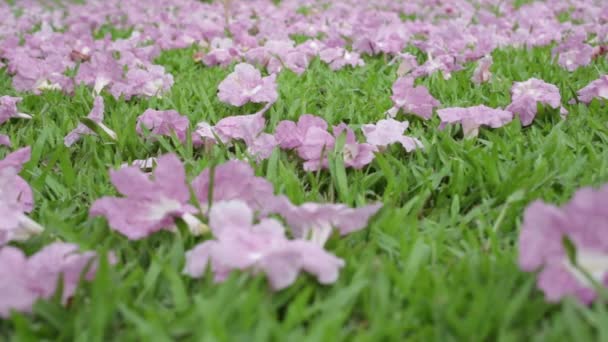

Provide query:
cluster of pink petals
left=506, top=78, right=566, bottom=126
left=552, top=31, right=594, bottom=72
left=137, top=109, right=190, bottom=143
left=519, top=184, right=608, bottom=304
left=575, top=75, right=608, bottom=104
left=319, top=48, right=365, bottom=71
left=387, top=77, right=441, bottom=120
left=0, top=243, right=103, bottom=317
left=64, top=96, right=116, bottom=146
left=89, top=152, right=380, bottom=289
left=217, top=63, right=278, bottom=107
left=275, top=115, right=376, bottom=171
left=0, top=147, right=42, bottom=245
left=438, top=105, right=514, bottom=137
left=0, top=135, right=10, bottom=147
left=183, top=201, right=345, bottom=290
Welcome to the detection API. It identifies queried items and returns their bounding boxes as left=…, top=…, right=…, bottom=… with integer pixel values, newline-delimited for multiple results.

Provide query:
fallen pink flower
left=0, top=243, right=104, bottom=317
left=506, top=78, right=565, bottom=126
left=575, top=75, right=608, bottom=104
left=0, top=135, right=10, bottom=147
left=136, top=109, right=190, bottom=143
left=217, top=63, right=278, bottom=107
left=279, top=202, right=383, bottom=246
left=519, top=184, right=608, bottom=304
left=0, top=166, right=42, bottom=245
left=319, top=47, right=365, bottom=70
left=0, top=96, right=32, bottom=125
left=275, top=114, right=329, bottom=150
left=387, top=77, right=441, bottom=120
left=192, top=160, right=282, bottom=216
left=64, top=96, right=116, bottom=147
left=471, top=55, right=493, bottom=84
left=437, top=105, right=513, bottom=137
left=183, top=200, right=345, bottom=290
left=90, top=153, right=205, bottom=239
left=362, top=118, right=423, bottom=152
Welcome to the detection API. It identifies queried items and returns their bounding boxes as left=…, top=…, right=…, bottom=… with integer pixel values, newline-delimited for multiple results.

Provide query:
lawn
left=1, top=0, right=608, bottom=341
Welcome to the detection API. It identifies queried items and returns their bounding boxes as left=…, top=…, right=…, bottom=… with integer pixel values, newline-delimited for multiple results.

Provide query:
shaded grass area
left=1, top=44, right=608, bottom=340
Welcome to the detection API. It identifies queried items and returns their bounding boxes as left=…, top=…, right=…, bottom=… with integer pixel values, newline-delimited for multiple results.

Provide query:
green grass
left=1, top=43, right=608, bottom=341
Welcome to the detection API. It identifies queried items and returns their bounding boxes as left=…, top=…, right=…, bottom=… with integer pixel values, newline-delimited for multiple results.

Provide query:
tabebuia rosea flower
left=506, top=78, right=566, bottom=126
left=136, top=109, right=190, bottom=143
left=387, top=77, right=441, bottom=120
left=437, top=105, right=513, bottom=137
left=552, top=32, right=594, bottom=72
left=64, top=96, right=117, bottom=147
left=518, top=184, right=608, bottom=304
left=278, top=202, right=383, bottom=246
left=193, top=104, right=276, bottom=161
left=0, top=135, right=10, bottom=147
left=275, top=114, right=329, bottom=150
left=217, top=63, right=278, bottom=107
left=0, top=147, right=42, bottom=244
left=362, top=118, right=423, bottom=152
left=90, top=153, right=206, bottom=240
left=575, top=75, right=608, bottom=104
left=0, top=96, right=32, bottom=125
left=183, top=200, right=345, bottom=290
left=0, top=243, right=106, bottom=317
left=192, top=160, right=285, bottom=216
left=471, top=55, right=493, bottom=84
left=319, top=47, right=365, bottom=70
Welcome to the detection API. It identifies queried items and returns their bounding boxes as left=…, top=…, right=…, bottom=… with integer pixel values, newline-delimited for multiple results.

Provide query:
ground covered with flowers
left=1, top=0, right=608, bottom=340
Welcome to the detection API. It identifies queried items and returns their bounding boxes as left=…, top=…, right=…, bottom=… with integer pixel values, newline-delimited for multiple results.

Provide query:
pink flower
left=332, top=124, right=376, bottom=169
left=437, top=105, right=514, bottom=137
left=552, top=33, right=594, bottom=72
left=183, top=200, right=345, bottom=290
left=0, top=160, right=43, bottom=245
left=0, top=96, right=32, bottom=125
left=0, top=135, right=10, bottom=147
left=0, top=147, right=35, bottom=212
left=518, top=184, right=608, bottom=304
left=275, top=114, right=328, bottom=150
left=192, top=160, right=282, bottom=216
left=279, top=202, right=382, bottom=246
left=575, top=75, right=608, bottom=104
left=387, top=77, right=441, bottom=120
left=297, top=126, right=335, bottom=171
left=362, top=118, right=423, bottom=152
left=217, top=63, right=278, bottom=107
left=506, top=78, right=565, bottom=126
left=319, top=47, right=365, bottom=70
left=471, top=55, right=493, bottom=84
left=200, top=38, right=241, bottom=67
left=90, top=153, right=205, bottom=240
left=64, top=96, right=116, bottom=147
left=0, top=243, right=104, bottom=317
left=214, top=112, right=266, bottom=144
left=136, top=109, right=190, bottom=143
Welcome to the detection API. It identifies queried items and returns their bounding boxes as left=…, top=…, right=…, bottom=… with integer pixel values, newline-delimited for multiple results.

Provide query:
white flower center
left=564, top=249, right=608, bottom=287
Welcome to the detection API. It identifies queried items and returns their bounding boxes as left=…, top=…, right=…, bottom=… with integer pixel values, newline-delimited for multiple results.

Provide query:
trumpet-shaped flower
left=218, top=63, right=278, bottom=107
left=90, top=153, right=204, bottom=239
left=519, top=185, right=608, bottom=304
left=183, top=200, right=345, bottom=290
